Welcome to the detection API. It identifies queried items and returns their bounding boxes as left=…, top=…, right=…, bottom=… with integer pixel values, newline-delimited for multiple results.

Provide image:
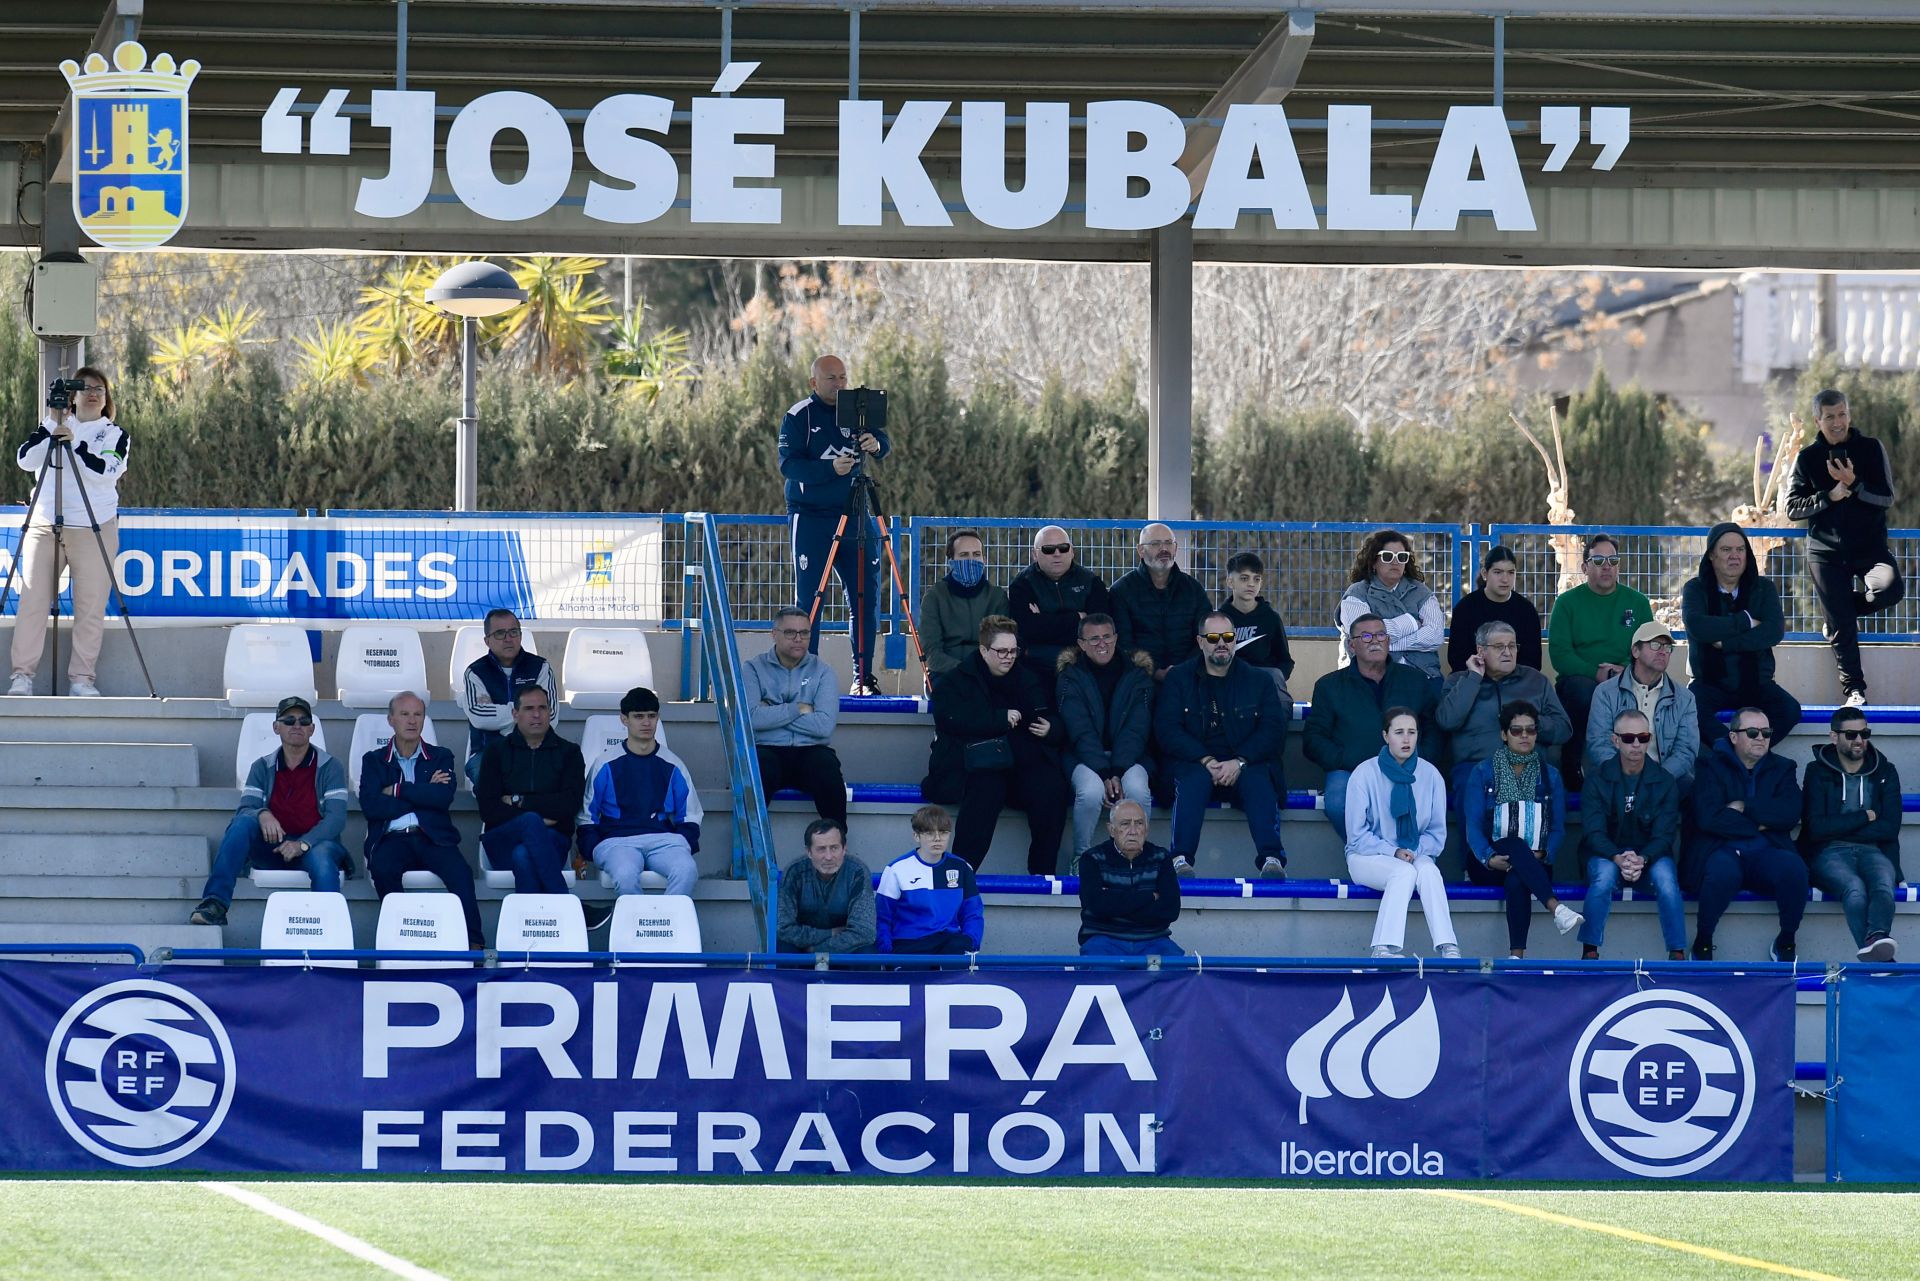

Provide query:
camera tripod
left=0, top=422, right=156, bottom=697
left=803, top=453, right=929, bottom=696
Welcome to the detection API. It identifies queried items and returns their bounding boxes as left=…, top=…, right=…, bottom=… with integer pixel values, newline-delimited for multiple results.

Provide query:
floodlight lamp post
left=426, top=261, right=527, bottom=511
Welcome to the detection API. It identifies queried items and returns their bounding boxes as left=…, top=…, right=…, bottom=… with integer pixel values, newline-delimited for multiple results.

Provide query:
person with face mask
left=918, top=529, right=1010, bottom=677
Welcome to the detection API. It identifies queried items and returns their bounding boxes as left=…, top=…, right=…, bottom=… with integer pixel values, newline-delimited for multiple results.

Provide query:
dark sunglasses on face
left=1735, top=726, right=1773, bottom=740
left=1377, top=550, right=1411, bottom=564
left=1201, top=631, right=1236, bottom=644
left=1614, top=732, right=1652, bottom=745
left=1037, top=543, right=1072, bottom=555
left=278, top=716, right=314, bottom=727
left=1506, top=724, right=1538, bottom=736
left=1840, top=728, right=1872, bottom=741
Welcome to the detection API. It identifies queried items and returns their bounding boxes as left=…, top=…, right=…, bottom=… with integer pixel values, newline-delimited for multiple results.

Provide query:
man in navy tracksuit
left=780, top=354, right=891, bottom=693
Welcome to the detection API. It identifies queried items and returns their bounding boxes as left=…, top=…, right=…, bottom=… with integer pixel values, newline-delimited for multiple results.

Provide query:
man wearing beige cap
left=1584, top=621, right=1700, bottom=793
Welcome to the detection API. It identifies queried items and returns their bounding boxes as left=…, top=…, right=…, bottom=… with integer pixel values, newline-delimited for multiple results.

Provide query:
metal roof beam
left=1179, top=9, right=1315, bottom=198
left=404, top=0, right=1920, bottom=19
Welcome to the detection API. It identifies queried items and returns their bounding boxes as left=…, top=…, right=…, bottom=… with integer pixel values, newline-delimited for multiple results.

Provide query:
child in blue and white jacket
left=876, top=805, right=984, bottom=954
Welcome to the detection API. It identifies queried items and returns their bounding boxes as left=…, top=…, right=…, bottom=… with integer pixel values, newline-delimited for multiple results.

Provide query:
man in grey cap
left=191, top=695, right=350, bottom=927
left=1585, top=621, right=1700, bottom=793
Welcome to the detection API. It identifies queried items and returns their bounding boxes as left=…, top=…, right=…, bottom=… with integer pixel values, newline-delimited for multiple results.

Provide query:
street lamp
left=426, top=260, right=527, bottom=511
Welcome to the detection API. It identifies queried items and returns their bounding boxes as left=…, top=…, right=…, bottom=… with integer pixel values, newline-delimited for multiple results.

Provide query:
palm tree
left=150, top=325, right=211, bottom=385
left=197, top=303, right=271, bottom=372
left=500, top=256, right=615, bottom=377
left=353, top=258, right=461, bottom=372
left=294, top=319, right=375, bottom=391
left=601, top=306, right=694, bottom=405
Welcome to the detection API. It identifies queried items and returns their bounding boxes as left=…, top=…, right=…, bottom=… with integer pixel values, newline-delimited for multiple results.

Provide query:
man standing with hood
left=1786, top=389, right=1903, bottom=706
left=1802, top=706, right=1902, bottom=961
left=1682, top=522, right=1801, bottom=746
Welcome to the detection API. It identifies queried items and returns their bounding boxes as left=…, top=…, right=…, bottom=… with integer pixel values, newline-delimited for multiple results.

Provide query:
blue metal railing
left=687, top=512, right=778, bottom=951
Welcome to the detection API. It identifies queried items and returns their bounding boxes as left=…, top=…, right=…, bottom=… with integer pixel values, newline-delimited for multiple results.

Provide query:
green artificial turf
left=4, top=1182, right=1913, bottom=1281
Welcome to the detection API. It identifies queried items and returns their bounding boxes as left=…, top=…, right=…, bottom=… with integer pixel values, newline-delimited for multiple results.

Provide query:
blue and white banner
left=0, top=964, right=1794, bottom=1179
left=1827, top=970, right=1920, bottom=1182
left=0, top=512, right=664, bottom=623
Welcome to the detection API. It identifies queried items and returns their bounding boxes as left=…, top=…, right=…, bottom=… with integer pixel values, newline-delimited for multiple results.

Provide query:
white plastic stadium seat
left=610, top=893, right=702, bottom=963
left=374, top=892, right=473, bottom=969
left=560, top=628, right=653, bottom=709
left=223, top=625, right=317, bottom=708
left=401, top=870, right=448, bottom=890
left=482, top=866, right=576, bottom=890
left=336, top=626, right=430, bottom=709
left=234, top=710, right=330, bottom=789
left=449, top=624, right=538, bottom=693
left=579, top=714, right=667, bottom=778
left=260, top=890, right=355, bottom=967
left=345, top=712, right=441, bottom=794
left=495, top=892, right=589, bottom=966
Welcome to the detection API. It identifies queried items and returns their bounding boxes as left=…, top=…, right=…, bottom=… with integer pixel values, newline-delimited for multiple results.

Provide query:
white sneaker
left=1436, top=943, right=1462, bottom=959
left=1171, top=856, right=1195, bottom=878
left=1553, top=903, right=1584, bottom=935
left=67, top=680, right=100, bottom=697
left=1369, top=944, right=1403, bottom=959
left=6, top=674, right=31, bottom=696
left=1844, top=689, right=1869, bottom=708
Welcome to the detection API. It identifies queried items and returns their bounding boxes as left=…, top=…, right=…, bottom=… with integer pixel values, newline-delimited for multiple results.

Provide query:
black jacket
left=1304, top=662, right=1438, bottom=774
left=1077, top=839, right=1180, bottom=944
left=1800, top=742, right=1904, bottom=878
left=1687, top=738, right=1802, bottom=887
left=1008, top=562, right=1111, bottom=659
left=359, top=740, right=462, bottom=857
left=1056, top=646, right=1155, bottom=777
left=1785, top=427, right=1896, bottom=559
left=1154, top=654, right=1289, bottom=766
left=923, top=650, right=1062, bottom=800
left=1681, top=522, right=1786, bottom=694
left=1218, top=595, right=1295, bottom=678
left=1579, top=756, right=1680, bottom=868
left=475, top=728, right=587, bottom=836
left=1109, top=564, right=1210, bottom=672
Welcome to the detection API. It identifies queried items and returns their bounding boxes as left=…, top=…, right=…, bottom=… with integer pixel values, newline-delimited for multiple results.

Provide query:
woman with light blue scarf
left=1343, top=706, right=1460, bottom=959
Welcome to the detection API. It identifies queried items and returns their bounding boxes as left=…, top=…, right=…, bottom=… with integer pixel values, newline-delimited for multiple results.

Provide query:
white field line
left=200, top=1182, right=450, bottom=1281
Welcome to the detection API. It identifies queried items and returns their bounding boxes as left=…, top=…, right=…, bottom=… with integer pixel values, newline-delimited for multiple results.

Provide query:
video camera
left=44, top=378, right=88, bottom=412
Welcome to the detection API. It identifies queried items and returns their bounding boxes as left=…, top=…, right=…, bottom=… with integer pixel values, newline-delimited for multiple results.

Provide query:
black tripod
left=803, top=449, right=929, bottom=695
left=0, top=422, right=156, bottom=697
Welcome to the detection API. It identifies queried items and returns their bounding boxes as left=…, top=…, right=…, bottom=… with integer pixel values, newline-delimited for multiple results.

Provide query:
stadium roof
left=8, top=1, right=1920, bottom=264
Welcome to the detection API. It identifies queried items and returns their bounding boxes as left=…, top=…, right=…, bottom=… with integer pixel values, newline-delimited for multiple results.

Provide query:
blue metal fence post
left=1826, top=972, right=1840, bottom=1183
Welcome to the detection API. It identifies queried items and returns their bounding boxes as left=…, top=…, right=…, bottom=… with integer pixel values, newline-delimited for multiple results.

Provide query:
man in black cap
left=191, top=696, right=350, bottom=927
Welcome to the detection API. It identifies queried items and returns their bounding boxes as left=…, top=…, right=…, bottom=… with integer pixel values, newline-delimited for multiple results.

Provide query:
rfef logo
left=61, top=41, right=199, bottom=250
left=44, top=980, right=235, bottom=1167
left=1568, top=989, right=1755, bottom=1177
left=1285, top=986, right=1440, bottom=1124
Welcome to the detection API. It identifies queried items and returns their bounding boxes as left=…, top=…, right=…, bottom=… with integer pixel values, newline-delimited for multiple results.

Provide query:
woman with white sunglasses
left=1336, top=528, right=1446, bottom=688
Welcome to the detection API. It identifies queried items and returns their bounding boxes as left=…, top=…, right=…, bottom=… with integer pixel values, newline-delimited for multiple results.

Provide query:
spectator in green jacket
left=1547, top=533, right=1652, bottom=788
left=918, top=529, right=1011, bottom=677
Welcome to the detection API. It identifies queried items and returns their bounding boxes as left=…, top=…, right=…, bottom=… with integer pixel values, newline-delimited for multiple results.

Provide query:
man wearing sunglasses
left=190, top=695, right=348, bottom=928
left=1156, top=611, right=1291, bottom=877
left=1801, top=708, right=1902, bottom=961
left=1688, top=707, right=1807, bottom=962
left=1009, top=525, right=1111, bottom=692
left=459, top=608, right=557, bottom=787
left=1578, top=710, right=1685, bottom=961
left=1584, top=622, right=1699, bottom=794
left=1547, top=533, right=1652, bottom=789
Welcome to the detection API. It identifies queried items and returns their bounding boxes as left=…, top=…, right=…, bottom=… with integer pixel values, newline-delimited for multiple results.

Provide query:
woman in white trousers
left=1343, top=706, right=1461, bottom=959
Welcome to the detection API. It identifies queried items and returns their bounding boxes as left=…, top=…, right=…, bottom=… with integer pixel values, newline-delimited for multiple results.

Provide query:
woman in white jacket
left=1344, top=706, right=1461, bottom=959
left=10, top=366, right=129, bottom=697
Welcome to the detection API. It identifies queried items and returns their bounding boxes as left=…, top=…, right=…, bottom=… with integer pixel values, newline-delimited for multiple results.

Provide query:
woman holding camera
left=11, top=367, right=128, bottom=697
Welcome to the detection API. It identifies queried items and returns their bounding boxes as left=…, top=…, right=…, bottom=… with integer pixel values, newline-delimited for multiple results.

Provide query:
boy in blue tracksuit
left=779, top=355, right=891, bottom=691
left=876, top=805, right=984, bottom=954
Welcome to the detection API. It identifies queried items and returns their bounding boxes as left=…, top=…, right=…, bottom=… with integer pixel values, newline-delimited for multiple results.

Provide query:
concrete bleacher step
left=0, top=834, right=209, bottom=878
left=0, top=741, right=199, bottom=788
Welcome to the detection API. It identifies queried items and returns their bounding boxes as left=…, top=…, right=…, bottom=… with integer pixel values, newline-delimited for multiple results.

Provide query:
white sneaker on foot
left=67, top=680, right=100, bottom=697
left=1171, top=856, right=1195, bottom=878
left=6, top=674, right=31, bottom=696
left=1553, top=903, right=1584, bottom=934
left=1844, top=689, right=1869, bottom=708
left=1436, top=943, right=1462, bottom=959
left=1369, top=944, right=1402, bottom=959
